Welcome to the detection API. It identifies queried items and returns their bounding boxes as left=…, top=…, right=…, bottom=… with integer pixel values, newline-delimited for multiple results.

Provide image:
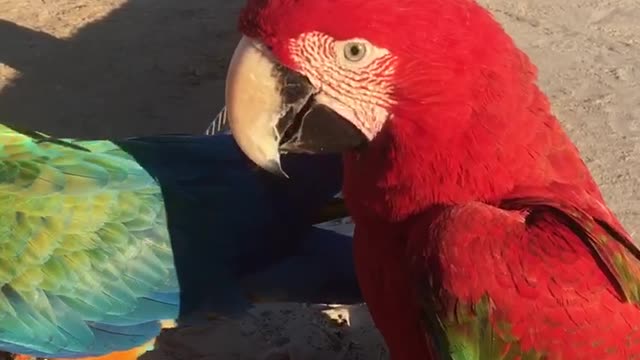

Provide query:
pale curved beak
left=225, top=36, right=367, bottom=176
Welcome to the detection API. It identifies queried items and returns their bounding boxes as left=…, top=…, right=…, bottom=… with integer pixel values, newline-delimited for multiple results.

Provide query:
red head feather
left=237, top=0, right=601, bottom=221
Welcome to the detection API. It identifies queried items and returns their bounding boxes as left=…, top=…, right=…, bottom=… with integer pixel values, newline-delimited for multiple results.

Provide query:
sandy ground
left=1, top=0, right=639, bottom=359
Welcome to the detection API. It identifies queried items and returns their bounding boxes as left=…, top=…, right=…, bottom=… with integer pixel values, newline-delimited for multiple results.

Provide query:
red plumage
left=238, top=0, right=640, bottom=358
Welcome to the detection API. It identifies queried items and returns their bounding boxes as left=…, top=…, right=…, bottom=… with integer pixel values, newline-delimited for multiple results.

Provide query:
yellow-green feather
left=0, top=125, right=176, bottom=354
left=443, top=296, right=545, bottom=360
left=421, top=290, right=546, bottom=360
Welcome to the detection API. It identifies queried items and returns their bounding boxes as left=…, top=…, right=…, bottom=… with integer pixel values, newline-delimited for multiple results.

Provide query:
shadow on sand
left=0, top=0, right=243, bottom=138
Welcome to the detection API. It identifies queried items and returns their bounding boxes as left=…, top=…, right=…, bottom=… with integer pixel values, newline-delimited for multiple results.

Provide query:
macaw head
left=226, top=0, right=543, bottom=217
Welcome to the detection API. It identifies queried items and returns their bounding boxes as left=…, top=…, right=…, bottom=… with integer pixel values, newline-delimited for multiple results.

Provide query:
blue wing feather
left=0, top=133, right=359, bottom=357
left=115, top=134, right=356, bottom=318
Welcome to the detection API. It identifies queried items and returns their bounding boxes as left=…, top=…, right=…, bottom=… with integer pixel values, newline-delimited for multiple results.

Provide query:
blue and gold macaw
left=0, top=116, right=358, bottom=360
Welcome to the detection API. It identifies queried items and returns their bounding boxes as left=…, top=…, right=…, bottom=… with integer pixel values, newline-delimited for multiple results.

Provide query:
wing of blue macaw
left=0, top=121, right=357, bottom=359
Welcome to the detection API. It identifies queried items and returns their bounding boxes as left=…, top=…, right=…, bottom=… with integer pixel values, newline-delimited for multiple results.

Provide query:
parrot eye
left=343, top=42, right=367, bottom=62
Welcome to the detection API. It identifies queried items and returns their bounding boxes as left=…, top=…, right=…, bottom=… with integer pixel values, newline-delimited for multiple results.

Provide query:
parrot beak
left=225, top=36, right=367, bottom=175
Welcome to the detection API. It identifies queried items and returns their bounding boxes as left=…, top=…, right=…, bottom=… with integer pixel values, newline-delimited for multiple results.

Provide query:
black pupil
left=349, top=45, right=361, bottom=57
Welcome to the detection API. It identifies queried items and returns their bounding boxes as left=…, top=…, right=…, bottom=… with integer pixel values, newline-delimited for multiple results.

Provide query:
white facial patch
left=288, top=31, right=398, bottom=140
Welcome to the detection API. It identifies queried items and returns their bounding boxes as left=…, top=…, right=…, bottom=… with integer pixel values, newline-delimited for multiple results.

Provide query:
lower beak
left=225, top=36, right=367, bottom=175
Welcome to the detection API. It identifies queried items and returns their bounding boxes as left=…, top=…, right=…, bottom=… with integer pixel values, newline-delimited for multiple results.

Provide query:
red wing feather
left=502, top=193, right=640, bottom=304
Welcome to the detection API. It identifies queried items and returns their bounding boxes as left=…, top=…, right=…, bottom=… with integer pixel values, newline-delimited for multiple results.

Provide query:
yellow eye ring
left=343, top=42, right=367, bottom=62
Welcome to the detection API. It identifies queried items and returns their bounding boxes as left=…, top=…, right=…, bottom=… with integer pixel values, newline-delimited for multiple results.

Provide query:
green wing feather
left=0, top=125, right=177, bottom=354
left=421, top=293, right=545, bottom=360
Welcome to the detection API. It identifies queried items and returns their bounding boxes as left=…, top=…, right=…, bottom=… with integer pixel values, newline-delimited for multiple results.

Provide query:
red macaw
left=224, top=0, right=640, bottom=358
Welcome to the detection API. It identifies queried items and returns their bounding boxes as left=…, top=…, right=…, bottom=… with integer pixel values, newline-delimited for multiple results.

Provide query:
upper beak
left=225, top=36, right=367, bottom=175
